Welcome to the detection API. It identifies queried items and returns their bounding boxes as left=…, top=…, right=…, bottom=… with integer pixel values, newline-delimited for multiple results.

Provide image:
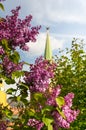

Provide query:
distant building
left=0, top=79, right=8, bottom=106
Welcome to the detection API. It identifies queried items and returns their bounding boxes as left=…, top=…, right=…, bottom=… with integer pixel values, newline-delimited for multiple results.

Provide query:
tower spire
left=44, top=27, right=52, bottom=60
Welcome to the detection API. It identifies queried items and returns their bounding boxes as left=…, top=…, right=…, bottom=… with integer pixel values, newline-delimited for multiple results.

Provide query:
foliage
left=0, top=3, right=4, bottom=11
left=0, top=5, right=80, bottom=130
left=54, top=38, right=86, bottom=129
left=0, top=0, right=5, bottom=11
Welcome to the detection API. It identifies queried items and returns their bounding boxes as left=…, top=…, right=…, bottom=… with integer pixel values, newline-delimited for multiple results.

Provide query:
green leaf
left=5, top=78, right=15, bottom=84
left=10, top=51, right=20, bottom=63
left=17, top=96, right=21, bottom=102
left=20, top=98, right=28, bottom=105
left=34, top=93, right=43, bottom=101
left=42, top=117, right=53, bottom=126
left=56, top=107, right=66, bottom=119
left=0, top=3, right=4, bottom=11
left=56, top=96, right=65, bottom=108
left=1, top=39, right=9, bottom=50
left=28, top=108, right=35, bottom=116
left=18, top=83, right=28, bottom=90
left=48, top=124, right=53, bottom=130
left=12, top=71, right=24, bottom=79
left=3, top=108, right=12, bottom=119
left=6, top=88, right=16, bottom=94
left=42, top=105, right=53, bottom=114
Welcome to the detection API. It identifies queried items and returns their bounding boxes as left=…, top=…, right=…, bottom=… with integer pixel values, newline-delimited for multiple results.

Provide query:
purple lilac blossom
left=52, top=92, right=80, bottom=129
left=0, top=121, right=7, bottom=130
left=46, top=85, right=61, bottom=106
left=24, top=57, right=57, bottom=93
left=62, top=93, right=80, bottom=123
left=62, top=105, right=80, bottom=123
left=52, top=110, right=70, bottom=129
left=27, top=118, right=44, bottom=130
left=53, top=124, right=59, bottom=130
left=0, top=6, right=40, bottom=51
left=2, top=56, right=24, bottom=76
left=0, top=46, right=5, bottom=55
left=64, top=92, right=74, bottom=107
left=52, top=108, right=79, bottom=129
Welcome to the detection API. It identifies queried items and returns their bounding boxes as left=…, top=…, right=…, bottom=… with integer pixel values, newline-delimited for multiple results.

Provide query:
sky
left=1, top=0, right=86, bottom=91
left=1, top=0, right=86, bottom=64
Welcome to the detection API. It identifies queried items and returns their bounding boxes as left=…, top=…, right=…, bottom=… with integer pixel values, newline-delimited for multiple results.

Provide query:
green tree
left=54, top=38, right=86, bottom=130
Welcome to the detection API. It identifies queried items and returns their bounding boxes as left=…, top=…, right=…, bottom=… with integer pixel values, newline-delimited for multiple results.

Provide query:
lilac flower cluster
left=27, top=86, right=79, bottom=130
left=23, top=56, right=80, bottom=130
left=64, top=92, right=74, bottom=107
left=23, top=56, right=80, bottom=129
left=52, top=92, right=80, bottom=129
left=2, top=56, right=24, bottom=76
left=27, top=118, right=44, bottom=130
left=46, top=85, right=61, bottom=106
left=24, top=57, right=57, bottom=92
left=0, top=46, right=5, bottom=55
left=0, top=121, right=7, bottom=130
left=63, top=93, right=80, bottom=123
left=0, top=6, right=40, bottom=51
left=52, top=111, right=70, bottom=129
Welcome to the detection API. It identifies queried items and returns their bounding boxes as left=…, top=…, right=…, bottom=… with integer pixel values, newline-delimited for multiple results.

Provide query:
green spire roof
left=44, top=28, right=52, bottom=60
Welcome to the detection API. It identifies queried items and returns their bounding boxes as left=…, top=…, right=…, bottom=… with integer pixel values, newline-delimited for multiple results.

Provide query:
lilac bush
left=0, top=5, right=80, bottom=130
left=24, top=57, right=80, bottom=130
left=0, top=6, right=40, bottom=78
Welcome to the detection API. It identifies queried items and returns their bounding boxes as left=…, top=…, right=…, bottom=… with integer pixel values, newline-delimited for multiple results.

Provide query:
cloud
left=26, top=32, right=85, bottom=58
left=53, top=33, right=86, bottom=40
left=26, top=32, right=64, bottom=57
left=20, top=0, right=86, bottom=25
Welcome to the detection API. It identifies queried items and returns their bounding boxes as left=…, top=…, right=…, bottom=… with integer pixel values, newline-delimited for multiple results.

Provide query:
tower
left=44, top=27, right=52, bottom=60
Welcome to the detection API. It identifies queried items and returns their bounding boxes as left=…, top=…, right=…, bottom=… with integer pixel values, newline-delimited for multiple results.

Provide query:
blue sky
left=1, top=0, right=86, bottom=64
